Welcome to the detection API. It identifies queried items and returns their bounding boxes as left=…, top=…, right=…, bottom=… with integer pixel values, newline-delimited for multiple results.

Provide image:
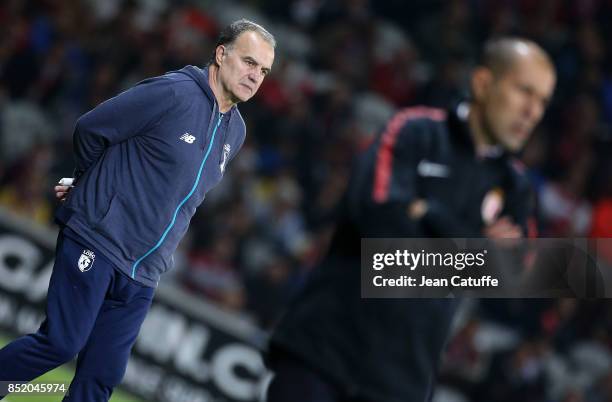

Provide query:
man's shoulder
left=150, top=75, right=216, bottom=116
left=379, top=106, right=449, bottom=149
left=389, top=106, right=448, bottom=138
left=165, top=76, right=208, bottom=99
left=393, top=106, right=447, bottom=129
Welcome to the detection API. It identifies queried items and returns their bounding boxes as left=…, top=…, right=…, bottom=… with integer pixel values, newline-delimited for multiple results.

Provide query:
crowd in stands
left=0, top=1, right=611, bottom=401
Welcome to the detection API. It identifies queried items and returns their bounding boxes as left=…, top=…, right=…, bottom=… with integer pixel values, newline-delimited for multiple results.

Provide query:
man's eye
left=520, top=85, right=534, bottom=96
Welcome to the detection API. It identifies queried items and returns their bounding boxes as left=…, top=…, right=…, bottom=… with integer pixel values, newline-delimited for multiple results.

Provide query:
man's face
left=478, top=56, right=556, bottom=152
left=216, top=31, right=275, bottom=103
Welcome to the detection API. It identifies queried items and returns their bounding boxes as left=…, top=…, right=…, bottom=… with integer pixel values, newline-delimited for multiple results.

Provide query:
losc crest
left=78, top=250, right=95, bottom=272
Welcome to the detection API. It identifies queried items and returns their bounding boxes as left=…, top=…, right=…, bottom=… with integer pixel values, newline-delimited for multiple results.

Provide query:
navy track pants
left=0, top=230, right=154, bottom=401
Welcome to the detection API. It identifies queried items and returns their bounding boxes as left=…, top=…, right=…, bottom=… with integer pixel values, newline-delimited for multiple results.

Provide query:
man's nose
left=524, top=98, right=542, bottom=123
left=247, top=72, right=259, bottom=84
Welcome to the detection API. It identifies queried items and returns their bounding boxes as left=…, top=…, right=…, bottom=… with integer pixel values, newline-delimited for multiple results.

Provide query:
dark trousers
left=267, top=353, right=425, bottom=402
left=0, top=230, right=154, bottom=401
left=267, top=355, right=344, bottom=402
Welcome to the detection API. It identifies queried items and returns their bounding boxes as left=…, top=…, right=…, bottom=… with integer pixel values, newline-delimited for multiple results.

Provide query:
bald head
left=481, top=37, right=554, bottom=78
left=470, top=36, right=557, bottom=153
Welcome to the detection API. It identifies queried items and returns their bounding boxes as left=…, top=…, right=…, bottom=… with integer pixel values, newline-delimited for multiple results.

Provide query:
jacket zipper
left=131, top=111, right=224, bottom=278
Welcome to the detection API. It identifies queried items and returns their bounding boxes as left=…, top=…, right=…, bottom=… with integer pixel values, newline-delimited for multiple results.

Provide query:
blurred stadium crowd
left=0, top=0, right=611, bottom=401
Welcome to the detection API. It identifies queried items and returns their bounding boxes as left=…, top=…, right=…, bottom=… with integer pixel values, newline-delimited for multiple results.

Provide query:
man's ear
left=215, top=45, right=227, bottom=66
left=471, top=67, right=493, bottom=102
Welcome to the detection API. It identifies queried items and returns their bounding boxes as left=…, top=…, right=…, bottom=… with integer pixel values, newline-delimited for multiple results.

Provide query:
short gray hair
left=209, top=19, right=275, bottom=65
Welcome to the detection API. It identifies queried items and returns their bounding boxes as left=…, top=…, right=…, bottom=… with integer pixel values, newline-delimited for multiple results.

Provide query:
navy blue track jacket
left=55, top=66, right=245, bottom=287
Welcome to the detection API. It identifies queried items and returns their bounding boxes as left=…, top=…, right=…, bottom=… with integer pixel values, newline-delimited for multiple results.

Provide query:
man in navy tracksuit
left=0, top=19, right=275, bottom=401
left=266, top=38, right=556, bottom=402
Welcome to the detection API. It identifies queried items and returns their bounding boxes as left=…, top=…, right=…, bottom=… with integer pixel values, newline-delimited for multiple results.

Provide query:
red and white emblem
left=481, top=188, right=504, bottom=225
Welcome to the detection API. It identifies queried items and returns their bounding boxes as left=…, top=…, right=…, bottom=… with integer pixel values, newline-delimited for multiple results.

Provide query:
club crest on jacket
left=78, top=249, right=96, bottom=272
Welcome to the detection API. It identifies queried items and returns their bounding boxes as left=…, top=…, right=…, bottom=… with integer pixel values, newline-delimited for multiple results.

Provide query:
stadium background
left=0, top=0, right=611, bottom=401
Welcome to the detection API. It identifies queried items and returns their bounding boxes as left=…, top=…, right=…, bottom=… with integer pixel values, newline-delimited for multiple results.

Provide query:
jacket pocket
left=93, top=194, right=139, bottom=260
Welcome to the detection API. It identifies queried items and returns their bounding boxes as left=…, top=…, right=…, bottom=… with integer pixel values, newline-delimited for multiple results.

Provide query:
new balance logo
left=179, top=133, right=196, bottom=144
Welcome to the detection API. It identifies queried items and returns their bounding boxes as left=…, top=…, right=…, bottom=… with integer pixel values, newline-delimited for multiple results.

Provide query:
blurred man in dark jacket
left=267, top=37, right=556, bottom=402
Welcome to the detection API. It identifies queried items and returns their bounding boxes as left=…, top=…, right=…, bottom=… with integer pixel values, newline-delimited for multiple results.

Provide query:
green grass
left=1, top=334, right=144, bottom=402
